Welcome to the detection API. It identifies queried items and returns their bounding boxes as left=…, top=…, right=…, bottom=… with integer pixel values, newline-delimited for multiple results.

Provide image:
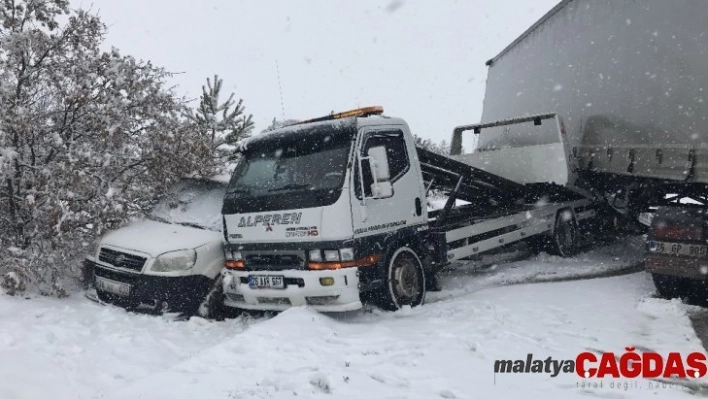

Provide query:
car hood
left=99, top=220, right=223, bottom=257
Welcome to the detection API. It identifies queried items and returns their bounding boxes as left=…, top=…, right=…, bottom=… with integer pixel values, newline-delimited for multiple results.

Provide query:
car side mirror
left=367, top=146, right=390, bottom=181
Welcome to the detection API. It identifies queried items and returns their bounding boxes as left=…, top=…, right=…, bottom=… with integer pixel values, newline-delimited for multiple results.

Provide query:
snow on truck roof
left=485, top=0, right=572, bottom=67
left=234, top=106, right=403, bottom=152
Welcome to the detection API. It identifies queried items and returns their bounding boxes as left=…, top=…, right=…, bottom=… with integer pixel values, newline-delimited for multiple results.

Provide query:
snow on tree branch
left=0, top=1, right=218, bottom=295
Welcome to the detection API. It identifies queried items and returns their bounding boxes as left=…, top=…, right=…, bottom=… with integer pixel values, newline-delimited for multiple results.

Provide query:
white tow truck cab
left=221, top=107, right=599, bottom=312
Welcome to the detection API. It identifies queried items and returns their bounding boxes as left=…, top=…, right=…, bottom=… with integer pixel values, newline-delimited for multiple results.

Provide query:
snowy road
left=1, top=239, right=706, bottom=398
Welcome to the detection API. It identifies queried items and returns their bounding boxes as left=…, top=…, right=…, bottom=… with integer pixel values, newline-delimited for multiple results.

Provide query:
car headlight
left=151, top=249, right=197, bottom=272
left=86, top=239, right=101, bottom=258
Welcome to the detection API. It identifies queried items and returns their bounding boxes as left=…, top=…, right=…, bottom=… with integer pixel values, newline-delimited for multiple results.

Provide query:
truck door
left=351, top=127, right=427, bottom=237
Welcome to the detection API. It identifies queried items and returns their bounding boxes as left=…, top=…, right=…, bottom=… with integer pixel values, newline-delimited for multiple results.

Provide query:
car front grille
left=93, top=264, right=139, bottom=285
left=98, top=248, right=147, bottom=272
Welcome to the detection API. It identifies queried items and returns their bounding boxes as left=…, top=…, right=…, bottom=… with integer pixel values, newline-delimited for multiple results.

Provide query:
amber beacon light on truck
left=286, top=106, right=384, bottom=127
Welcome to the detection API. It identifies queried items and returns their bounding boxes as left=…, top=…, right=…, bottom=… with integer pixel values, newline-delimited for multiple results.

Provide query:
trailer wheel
left=378, top=247, right=426, bottom=311
left=549, top=209, right=577, bottom=257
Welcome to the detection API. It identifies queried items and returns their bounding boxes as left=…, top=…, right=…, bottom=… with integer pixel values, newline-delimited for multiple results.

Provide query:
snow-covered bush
left=0, top=1, right=216, bottom=295
left=414, top=135, right=453, bottom=156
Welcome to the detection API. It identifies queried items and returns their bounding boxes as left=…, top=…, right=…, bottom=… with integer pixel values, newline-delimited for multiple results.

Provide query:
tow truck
left=220, top=106, right=599, bottom=311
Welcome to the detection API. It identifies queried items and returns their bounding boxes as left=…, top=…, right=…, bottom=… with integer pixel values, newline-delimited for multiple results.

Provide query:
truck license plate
left=95, top=276, right=131, bottom=296
left=248, top=275, right=285, bottom=289
left=649, top=241, right=708, bottom=258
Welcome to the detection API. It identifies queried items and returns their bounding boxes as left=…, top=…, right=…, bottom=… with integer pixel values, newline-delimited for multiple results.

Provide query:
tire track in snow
left=428, top=237, right=646, bottom=306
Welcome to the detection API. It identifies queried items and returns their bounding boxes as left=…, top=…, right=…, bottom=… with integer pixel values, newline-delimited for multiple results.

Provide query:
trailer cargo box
left=479, top=0, right=708, bottom=189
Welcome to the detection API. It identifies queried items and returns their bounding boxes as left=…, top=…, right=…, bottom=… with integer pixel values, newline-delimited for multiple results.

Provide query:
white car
left=84, top=178, right=228, bottom=316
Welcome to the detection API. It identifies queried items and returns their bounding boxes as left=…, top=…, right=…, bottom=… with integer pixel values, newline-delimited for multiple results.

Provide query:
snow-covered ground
left=1, top=239, right=705, bottom=398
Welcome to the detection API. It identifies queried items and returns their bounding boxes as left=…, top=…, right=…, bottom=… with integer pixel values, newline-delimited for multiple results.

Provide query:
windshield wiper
left=178, top=222, right=206, bottom=230
left=268, top=183, right=311, bottom=192
left=147, top=214, right=172, bottom=224
left=229, top=187, right=251, bottom=194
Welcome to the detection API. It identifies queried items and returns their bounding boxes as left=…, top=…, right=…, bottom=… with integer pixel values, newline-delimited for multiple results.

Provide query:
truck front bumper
left=85, top=260, right=213, bottom=313
left=222, top=268, right=362, bottom=312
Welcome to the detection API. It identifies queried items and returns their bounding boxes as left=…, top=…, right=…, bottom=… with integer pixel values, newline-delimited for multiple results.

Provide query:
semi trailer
left=220, top=107, right=600, bottom=312
left=460, top=0, right=708, bottom=299
left=472, top=0, right=708, bottom=214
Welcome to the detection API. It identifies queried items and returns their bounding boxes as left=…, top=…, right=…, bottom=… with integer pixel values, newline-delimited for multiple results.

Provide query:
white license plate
left=95, top=276, right=131, bottom=296
left=248, top=275, right=285, bottom=289
left=648, top=241, right=708, bottom=258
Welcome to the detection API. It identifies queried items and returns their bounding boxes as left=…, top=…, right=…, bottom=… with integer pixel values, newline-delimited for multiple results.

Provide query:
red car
left=645, top=206, right=708, bottom=300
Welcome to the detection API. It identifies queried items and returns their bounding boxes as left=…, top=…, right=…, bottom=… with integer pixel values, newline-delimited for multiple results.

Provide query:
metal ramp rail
left=417, top=147, right=529, bottom=220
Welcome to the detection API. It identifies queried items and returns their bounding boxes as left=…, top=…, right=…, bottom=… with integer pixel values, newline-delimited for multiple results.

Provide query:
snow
left=98, top=220, right=222, bottom=257
left=150, top=178, right=228, bottom=232
left=1, top=239, right=705, bottom=398
left=437, top=236, right=646, bottom=295
left=428, top=198, right=470, bottom=210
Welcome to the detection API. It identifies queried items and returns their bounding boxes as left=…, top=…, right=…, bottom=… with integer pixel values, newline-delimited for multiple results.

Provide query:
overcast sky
left=76, top=0, right=559, bottom=142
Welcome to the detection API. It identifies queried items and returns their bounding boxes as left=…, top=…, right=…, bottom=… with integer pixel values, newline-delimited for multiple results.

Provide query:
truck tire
left=376, top=247, right=426, bottom=311
left=548, top=209, right=577, bottom=257
left=652, top=273, right=688, bottom=299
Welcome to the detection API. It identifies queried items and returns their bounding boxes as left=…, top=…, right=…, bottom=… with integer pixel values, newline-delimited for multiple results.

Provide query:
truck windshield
left=224, top=126, right=353, bottom=213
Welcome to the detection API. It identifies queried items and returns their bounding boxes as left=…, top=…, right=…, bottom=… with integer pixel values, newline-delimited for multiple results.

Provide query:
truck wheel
left=549, top=209, right=577, bottom=257
left=652, top=273, right=687, bottom=299
left=377, top=247, right=426, bottom=311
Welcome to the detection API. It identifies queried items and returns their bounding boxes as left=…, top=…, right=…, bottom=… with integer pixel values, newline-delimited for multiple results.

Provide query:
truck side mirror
left=367, top=146, right=391, bottom=181
left=371, top=180, right=393, bottom=198
left=359, top=146, right=393, bottom=199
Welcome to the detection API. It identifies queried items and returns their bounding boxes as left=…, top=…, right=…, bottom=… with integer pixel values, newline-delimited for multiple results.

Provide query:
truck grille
left=98, top=248, right=147, bottom=272
left=244, top=253, right=304, bottom=270
left=257, top=297, right=291, bottom=306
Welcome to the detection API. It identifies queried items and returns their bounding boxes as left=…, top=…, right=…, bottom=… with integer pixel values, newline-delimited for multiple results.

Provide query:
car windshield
left=227, top=128, right=351, bottom=198
left=149, top=178, right=228, bottom=231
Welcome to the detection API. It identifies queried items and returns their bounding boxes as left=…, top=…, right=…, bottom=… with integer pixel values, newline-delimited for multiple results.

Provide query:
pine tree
left=414, top=135, right=453, bottom=155
left=262, top=118, right=300, bottom=133
left=192, top=75, right=254, bottom=148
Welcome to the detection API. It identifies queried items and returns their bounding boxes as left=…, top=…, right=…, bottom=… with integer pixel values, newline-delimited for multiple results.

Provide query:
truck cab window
left=356, top=130, right=409, bottom=198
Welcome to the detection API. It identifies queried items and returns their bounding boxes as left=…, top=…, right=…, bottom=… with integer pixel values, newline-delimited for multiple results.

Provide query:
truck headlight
left=151, top=249, right=197, bottom=272
left=309, top=249, right=323, bottom=262
left=339, top=248, right=354, bottom=261
left=324, top=250, right=340, bottom=262
left=225, top=250, right=244, bottom=270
